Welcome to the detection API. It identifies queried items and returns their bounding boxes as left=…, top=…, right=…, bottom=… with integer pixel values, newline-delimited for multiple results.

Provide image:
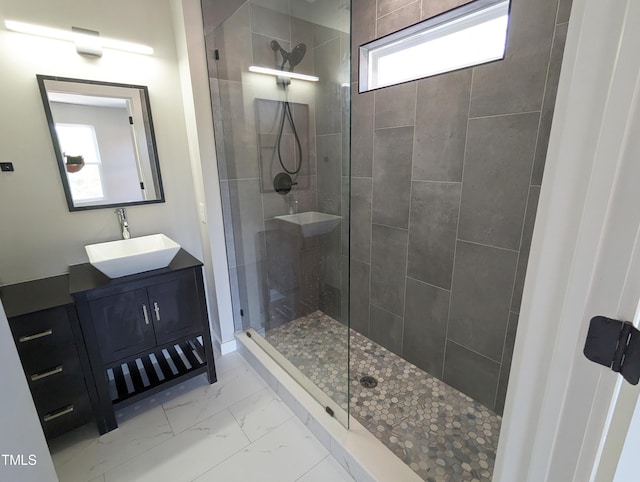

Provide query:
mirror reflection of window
left=55, top=123, right=106, bottom=203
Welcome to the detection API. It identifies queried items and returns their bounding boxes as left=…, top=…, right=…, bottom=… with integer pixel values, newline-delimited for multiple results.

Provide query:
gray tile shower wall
left=350, top=0, right=572, bottom=413
left=203, top=0, right=349, bottom=332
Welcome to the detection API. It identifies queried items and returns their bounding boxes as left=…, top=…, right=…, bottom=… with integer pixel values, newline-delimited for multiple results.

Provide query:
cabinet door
left=89, top=289, right=156, bottom=364
left=147, top=272, right=200, bottom=346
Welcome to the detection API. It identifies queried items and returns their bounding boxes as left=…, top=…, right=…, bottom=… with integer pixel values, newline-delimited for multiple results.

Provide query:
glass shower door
left=202, top=0, right=351, bottom=427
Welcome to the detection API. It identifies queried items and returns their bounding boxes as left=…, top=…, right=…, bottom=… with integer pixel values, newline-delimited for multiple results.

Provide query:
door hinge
left=140, top=182, right=145, bottom=190
left=214, top=49, right=220, bottom=61
left=584, top=316, right=640, bottom=384
left=129, top=116, right=134, bottom=125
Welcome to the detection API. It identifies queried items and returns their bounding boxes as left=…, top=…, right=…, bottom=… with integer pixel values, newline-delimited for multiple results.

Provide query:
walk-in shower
left=202, top=0, right=570, bottom=479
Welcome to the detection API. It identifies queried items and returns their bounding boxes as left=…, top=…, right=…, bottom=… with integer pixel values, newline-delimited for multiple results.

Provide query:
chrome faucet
left=115, top=208, right=131, bottom=240
left=288, top=193, right=299, bottom=215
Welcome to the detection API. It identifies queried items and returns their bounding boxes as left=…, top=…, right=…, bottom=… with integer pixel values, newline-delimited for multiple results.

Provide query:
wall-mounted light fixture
left=248, top=66, right=319, bottom=82
left=4, top=20, right=154, bottom=56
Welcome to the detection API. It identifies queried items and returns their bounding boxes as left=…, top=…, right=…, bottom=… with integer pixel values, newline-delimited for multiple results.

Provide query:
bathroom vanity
left=1, top=249, right=216, bottom=439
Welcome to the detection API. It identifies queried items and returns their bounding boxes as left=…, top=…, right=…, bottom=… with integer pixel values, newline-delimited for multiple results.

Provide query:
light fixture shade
left=72, top=27, right=102, bottom=57
left=249, top=66, right=319, bottom=82
left=4, top=20, right=154, bottom=56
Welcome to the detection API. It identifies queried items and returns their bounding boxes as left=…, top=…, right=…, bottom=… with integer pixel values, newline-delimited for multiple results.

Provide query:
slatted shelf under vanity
left=106, top=337, right=207, bottom=405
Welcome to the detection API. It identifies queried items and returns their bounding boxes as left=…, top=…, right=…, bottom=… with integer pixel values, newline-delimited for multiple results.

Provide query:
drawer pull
left=30, top=365, right=63, bottom=381
left=154, top=302, right=160, bottom=321
left=19, top=329, right=53, bottom=343
left=142, top=305, right=150, bottom=325
left=43, top=405, right=74, bottom=422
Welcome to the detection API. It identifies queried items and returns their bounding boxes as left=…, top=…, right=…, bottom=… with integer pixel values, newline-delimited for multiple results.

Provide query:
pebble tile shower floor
left=265, top=310, right=501, bottom=482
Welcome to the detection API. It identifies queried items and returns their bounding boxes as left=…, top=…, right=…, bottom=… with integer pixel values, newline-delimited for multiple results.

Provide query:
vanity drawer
left=40, top=392, right=92, bottom=441
left=9, top=306, right=75, bottom=372
left=27, top=355, right=89, bottom=414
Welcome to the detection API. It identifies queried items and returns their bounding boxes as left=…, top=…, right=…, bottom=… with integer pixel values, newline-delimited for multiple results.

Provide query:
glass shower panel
left=203, top=0, right=351, bottom=427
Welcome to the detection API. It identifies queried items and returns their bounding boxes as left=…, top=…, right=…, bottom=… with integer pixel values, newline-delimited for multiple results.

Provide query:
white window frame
left=359, top=0, right=511, bottom=92
left=55, top=123, right=106, bottom=204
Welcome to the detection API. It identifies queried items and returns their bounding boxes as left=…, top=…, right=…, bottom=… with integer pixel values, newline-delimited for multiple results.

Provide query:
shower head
left=288, top=43, right=306, bottom=68
left=270, top=39, right=286, bottom=55
left=270, top=40, right=307, bottom=71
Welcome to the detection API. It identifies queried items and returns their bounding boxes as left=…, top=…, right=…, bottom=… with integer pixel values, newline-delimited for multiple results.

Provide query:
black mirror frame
left=36, top=74, right=165, bottom=211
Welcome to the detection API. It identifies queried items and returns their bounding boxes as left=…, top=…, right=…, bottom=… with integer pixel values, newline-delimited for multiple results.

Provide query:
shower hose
left=276, top=95, right=303, bottom=176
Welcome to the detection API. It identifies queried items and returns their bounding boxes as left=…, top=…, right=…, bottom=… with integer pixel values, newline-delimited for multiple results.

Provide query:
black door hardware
left=584, top=316, right=640, bottom=385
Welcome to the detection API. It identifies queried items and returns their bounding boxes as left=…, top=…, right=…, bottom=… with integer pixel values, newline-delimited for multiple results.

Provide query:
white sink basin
left=274, top=211, right=342, bottom=237
left=85, top=234, right=181, bottom=279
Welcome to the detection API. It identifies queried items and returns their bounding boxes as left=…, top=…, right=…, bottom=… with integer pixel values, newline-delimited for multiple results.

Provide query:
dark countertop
left=1, top=249, right=203, bottom=317
left=69, top=248, right=203, bottom=294
left=0, top=275, right=72, bottom=318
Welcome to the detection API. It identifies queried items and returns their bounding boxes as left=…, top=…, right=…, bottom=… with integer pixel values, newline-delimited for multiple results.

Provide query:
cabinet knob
left=154, top=302, right=160, bottom=321
left=142, top=305, right=150, bottom=325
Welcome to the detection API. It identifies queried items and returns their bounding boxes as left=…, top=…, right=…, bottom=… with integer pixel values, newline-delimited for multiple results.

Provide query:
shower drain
left=359, top=375, right=378, bottom=388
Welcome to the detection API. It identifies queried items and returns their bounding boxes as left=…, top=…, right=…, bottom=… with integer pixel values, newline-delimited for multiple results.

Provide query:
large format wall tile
left=374, top=82, right=417, bottom=129
left=443, top=340, right=500, bottom=409
left=413, top=70, right=471, bottom=182
left=351, top=0, right=376, bottom=82
left=376, top=1, right=421, bottom=38
left=448, top=241, right=518, bottom=362
left=291, top=18, right=315, bottom=77
left=201, top=0, right=245, bottom=33
left=421, top=0, right=472, bottom=20
left=377, top=0, right=417, bottom=18
left=252, top=33, right=288, bottom=70
left=532, top=22, right=568, bottom=186
left=370, top=304, right=404, bottom=355
left=350, top=259, right=371, bottom=336
left=249, top=4, right=290, bottom=41
left=402, top=277, right=450, bottom=378
left=226, top=179, right=265, bottom=266
left=557, top=0, right=573, bottom=24
left=469, top=0, right=558, bottom=117
left=495, top=312, right=519, bottom=415
left=212, top=4, right=251, bottom=82
left=316, top=134, right=343, bottom=215
left=458, top=112, right=539, bottom=250
left=315, top=38, right=342, bottom=135
left=372, top=126, right=413, bottom=229
left=216, top=80, right=259, bottom=180
left=407, top=181, right=461, bottom=290
left=351, top=88, right=374, bottom=177
left=511, top=186, right=540, bottom=313
left=350, top=178, right=372, bottom=263
left=370, top=224, right=408, bottom=317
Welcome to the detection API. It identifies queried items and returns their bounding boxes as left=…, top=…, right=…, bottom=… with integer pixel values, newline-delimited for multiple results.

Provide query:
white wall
left=0, top=301, right=57, bottom=482
left=170, top=0, right=236, bottom=349
left=0, top=0, right=202, bottom=285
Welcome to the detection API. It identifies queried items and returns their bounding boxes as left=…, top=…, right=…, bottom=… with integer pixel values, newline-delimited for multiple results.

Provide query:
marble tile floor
left=49, top=350, right=354, bottom=482
left=265, top=311, right=502, bottom=482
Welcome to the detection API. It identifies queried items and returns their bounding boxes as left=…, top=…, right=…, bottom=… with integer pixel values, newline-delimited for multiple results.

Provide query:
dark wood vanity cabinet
left=70, top=249, right=217, bottom=434
left=1, top=276, right=96, bottom=441
left=88, top=270, right=201, bottom=364
left=1, top=250, right=217, bottom=440
left=89, top=288, right=157, bottom=364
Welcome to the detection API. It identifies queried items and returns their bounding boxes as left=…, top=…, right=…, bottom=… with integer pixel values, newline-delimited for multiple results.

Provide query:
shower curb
left=236, top=331, right=422, bottom=482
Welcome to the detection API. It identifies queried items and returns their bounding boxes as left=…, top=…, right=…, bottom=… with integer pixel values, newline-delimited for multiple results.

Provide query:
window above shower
left=359, top=0, right=511, bottom=92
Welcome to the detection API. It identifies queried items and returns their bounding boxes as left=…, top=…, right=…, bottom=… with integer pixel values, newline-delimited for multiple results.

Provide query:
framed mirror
left=37, top=75, right=165, bottom=211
